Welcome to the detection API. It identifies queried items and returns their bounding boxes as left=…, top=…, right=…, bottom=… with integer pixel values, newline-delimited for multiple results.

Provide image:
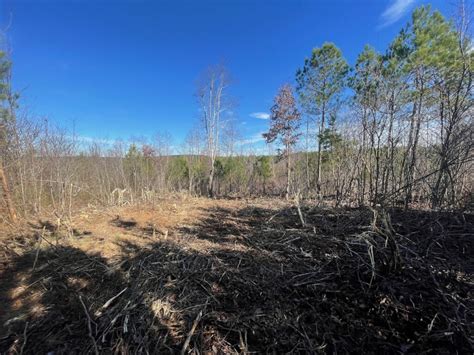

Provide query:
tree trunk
left=0, top=159, right=17, bottom=223
left=316, top=105, right=325, bottom=197
left=208, top=160, right=215, bottom=197
left=404, top=74, right=424, bottom=210
left=286, top=147, right=291, bottom=200
left=305, top=119, right=310, bottom=192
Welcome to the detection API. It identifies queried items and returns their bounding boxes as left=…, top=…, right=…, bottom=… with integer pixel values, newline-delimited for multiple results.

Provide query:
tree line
left=0, top=5, right=472, bottom=222
left=263, top=4, right=472, bottom=209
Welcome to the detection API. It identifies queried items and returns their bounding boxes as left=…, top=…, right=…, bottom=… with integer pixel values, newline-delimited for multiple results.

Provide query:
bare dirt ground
left=0, top=197, right=472, bottom=354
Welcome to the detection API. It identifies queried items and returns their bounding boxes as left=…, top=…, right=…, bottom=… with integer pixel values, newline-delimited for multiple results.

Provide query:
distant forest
left=1, top=5, right=472, bottom=222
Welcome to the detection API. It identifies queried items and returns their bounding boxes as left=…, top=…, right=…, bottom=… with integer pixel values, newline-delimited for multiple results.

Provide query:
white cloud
left=379, top=0, right=416, bottom=28
left=238, top=132, right=266, bottom=145
left=250, top=112, right=270, bottom=120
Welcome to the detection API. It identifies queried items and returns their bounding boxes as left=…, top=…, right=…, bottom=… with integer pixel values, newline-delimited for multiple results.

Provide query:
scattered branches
left=0, top=199, right=471, bottom=353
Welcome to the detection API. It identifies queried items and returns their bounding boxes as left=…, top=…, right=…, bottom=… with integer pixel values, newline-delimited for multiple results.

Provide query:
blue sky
left=1, top=0, right=452, bottom=150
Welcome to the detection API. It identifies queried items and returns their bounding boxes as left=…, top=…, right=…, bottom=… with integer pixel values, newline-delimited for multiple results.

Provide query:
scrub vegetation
left=0, top=3, right=472, bottom=354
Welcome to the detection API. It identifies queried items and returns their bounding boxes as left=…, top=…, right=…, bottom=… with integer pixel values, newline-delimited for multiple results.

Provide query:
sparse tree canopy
left=296, top=42, right=349, bottom=116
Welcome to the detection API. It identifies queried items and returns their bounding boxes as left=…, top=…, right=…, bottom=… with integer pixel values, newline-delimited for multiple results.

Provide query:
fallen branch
left=295, top=192, right=306, bottom=227
left=79, top=295, right=99, bottom=355
left=94, top=287, right=128, bottom=317
left=181, top=310, right=203, bottom=355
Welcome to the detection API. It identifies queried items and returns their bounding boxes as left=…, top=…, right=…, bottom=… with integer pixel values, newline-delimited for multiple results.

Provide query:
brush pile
left=0, top=200, right=472, bottom=353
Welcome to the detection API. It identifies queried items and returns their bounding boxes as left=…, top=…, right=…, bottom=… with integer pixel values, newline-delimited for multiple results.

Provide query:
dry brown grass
left=0, top=197, right=472, bottom=353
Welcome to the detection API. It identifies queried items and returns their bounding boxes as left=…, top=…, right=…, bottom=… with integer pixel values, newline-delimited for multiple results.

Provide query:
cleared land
left=0, top=197, right=472, bottom=353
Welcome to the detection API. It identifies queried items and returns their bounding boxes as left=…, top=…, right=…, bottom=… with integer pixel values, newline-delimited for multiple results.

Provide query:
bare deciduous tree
left=196, top=64, right=233, bottom=197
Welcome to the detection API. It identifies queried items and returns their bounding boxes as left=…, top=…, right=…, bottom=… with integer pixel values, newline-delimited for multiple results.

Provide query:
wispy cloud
left=238, top=132, right=266, bottom=145
left=250, top=112, right=270, bottom=120
left=379, top=0, right=416, bottom=28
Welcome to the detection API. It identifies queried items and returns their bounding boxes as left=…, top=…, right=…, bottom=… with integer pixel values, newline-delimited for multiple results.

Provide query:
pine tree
left=296, top=42, right=348, bottom=196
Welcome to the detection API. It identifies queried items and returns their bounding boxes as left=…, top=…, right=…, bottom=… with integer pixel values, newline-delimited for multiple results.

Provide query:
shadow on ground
left=0, top=204, right=472, bottom=353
